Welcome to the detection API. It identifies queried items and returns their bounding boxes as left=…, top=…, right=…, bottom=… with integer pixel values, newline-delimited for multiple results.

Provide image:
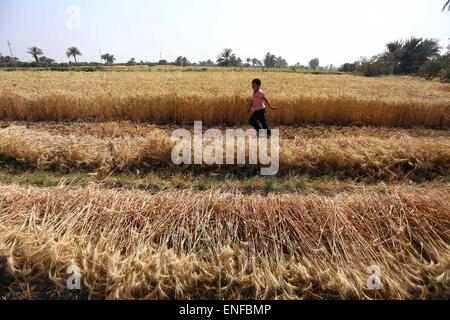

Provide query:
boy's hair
left=252, top=78, right=262, bottom=86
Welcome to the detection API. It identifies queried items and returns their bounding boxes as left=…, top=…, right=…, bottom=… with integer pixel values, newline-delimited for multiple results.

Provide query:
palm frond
left=443, top=0, right=450, bottom=11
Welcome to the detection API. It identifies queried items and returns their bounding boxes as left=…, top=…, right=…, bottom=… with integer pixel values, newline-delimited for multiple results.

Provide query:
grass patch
left=0, top=169, right=447, bottom=195
left=0, top=171, right=90, bottom=187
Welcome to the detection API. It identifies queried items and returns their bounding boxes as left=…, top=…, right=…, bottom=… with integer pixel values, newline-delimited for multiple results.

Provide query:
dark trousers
left=249, top=109, right=272, bottom=136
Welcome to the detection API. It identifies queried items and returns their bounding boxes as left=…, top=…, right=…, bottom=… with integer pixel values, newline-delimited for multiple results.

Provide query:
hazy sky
left=1, top=0, right=449, bottom=66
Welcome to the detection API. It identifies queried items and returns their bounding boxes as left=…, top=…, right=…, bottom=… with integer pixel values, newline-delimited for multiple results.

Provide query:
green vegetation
left=0, top=169, right=447, bottom=195
left=340, top=37, right=450, bottom=82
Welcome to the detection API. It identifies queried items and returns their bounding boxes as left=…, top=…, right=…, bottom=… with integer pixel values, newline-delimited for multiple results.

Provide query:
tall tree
left=66, top=47, right=82, bottom=63
left=27, top=46, right=44, bottom=64
left=101, top=53, right=116, bottom=64
left=275, top=56, right=288, bottom=68
left=385, top=40, right=403, bottom=74
left=175, top=56, right=190, bottom=67
left=252, top=58, right=262, bottom=67
left=384, top=37, right=440, bottom=74
left=309, top=58, right=320, bottom=69
left=217, top=48, right=236, bottom=67
left=263, top=52, right=276, bottom=68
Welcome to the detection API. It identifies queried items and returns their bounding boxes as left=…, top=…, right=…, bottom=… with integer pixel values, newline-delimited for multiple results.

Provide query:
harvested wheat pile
left=0, top=126, right=448, bottom=180
left=0, top=185, right=448, bottom=299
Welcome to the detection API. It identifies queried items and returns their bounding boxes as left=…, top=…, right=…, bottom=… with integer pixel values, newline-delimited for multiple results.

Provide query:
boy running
left=247, top=79, right=276, bottom=136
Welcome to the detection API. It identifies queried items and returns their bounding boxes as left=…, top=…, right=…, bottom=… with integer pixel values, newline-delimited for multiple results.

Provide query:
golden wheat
left=0, top=70, right=449, bottom=300
left=0, top=71, right=449, bottom=127
left=0, top=184, right=448, bottom=299
left=0, top=126, right=448, bottom=180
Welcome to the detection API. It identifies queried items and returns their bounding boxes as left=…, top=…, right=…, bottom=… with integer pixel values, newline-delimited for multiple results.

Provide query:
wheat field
left=0, top=71, right=449, bottom=127
left=0, top=70, right=449, bottom=300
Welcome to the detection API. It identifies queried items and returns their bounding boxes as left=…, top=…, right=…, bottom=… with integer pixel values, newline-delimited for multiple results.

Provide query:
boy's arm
left=263, top=97, right=276, bottom=110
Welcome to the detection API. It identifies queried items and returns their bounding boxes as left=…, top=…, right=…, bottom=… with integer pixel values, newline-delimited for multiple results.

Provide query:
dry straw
left=0, top=126, right=448, bottom=180
left=0, top=185, right=448, bottom=299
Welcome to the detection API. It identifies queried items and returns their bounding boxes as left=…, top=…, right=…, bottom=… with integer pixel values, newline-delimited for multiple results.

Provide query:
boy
left=247, top=79, right=276, bottom=137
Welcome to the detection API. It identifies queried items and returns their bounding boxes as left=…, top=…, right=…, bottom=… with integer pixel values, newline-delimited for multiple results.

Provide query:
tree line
left=2, top=38, right=448, bottom=80
left=0, top=45, right=323, bottom=70
left=1, top=39, right=448, bottom=82
left=2, top=0, right=449, bottom=73
left=340, top=37, right=450, bottom=82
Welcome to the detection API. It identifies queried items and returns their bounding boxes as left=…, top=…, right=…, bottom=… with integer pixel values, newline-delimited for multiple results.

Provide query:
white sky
left=0, top=0, right=449, bottom=65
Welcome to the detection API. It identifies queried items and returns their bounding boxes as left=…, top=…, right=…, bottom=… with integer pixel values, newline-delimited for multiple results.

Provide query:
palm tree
left=386, top=40, right=403, bottom=55
left=27, top=46, right=44, bottom=64
left=66, top=47, right=81, bottom=63
left=443, top=0, right=450, bottom=11
left=101, top=53, right=116, bottom=64
left=420, top=38, right=441, bottom=57
left=216, top=48, right=236, bottom=67
left=384, top=37, right=440, bottom=74
left=385, top=40, right=403, bottom=74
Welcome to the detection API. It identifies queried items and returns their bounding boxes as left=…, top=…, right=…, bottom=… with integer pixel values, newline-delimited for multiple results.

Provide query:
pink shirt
left=251, top=89, right=266, bottom=112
